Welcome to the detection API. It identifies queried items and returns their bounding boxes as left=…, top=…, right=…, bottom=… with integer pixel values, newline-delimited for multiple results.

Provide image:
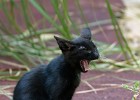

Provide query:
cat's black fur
left=13, top=28, right=99, bottom=100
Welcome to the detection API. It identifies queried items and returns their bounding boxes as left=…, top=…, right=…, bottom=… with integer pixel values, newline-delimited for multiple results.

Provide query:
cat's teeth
left=80, top=60, right=89, bottom=73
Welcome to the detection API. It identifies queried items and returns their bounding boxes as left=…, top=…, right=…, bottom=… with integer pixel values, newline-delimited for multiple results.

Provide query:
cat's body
left=13, top=28, right=99, bottom=100
left=14, top=55, right=80, bottom=100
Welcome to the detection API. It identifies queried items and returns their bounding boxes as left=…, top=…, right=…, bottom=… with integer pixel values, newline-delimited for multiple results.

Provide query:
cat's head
left=54, top=28, right=99, bottom=72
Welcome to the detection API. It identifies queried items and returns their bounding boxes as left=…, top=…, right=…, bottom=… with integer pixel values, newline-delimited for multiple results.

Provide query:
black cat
left=13, top=28, right=99, bottom=100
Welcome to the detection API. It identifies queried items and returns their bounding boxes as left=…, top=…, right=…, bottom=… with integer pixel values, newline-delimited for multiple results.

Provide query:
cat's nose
left=91, top=50, right=99, bottom=60
left=94, top=52, right=99, bottom=59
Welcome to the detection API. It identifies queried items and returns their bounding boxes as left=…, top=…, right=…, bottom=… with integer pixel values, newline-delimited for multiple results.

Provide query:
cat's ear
left=80, top=27, right=91, bottom=40
left=54, top=36, right=75, bottom=52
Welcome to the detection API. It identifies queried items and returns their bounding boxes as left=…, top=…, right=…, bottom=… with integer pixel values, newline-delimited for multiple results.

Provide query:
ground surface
left=1, top=0, right=140, bottom=100
left=74, top=70, right=140, bottom=100
left=1, top=70, right=140, bottom=100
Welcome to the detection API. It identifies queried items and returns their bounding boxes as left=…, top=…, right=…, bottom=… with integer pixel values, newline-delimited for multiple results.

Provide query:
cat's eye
left=79, top=46, right=86, bottom=50
left=79, top=46, right=92, bottom=53
left=87, top=50, right=92, bottom=53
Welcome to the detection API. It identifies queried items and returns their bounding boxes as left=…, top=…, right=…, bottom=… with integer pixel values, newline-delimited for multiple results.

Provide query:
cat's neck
left=59, top=54, right=79, bottom=66
left=58, top=54, right=81, bottom=73
left=57, top=54, right=81, bottom=79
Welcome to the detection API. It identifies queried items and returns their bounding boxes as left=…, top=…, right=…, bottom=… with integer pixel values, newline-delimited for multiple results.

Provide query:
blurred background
left=1, top=0, right=140, bottom=100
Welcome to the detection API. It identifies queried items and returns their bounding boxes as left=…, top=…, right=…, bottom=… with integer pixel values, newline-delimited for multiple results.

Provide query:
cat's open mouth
left=80, top=60, right=89, bottom=73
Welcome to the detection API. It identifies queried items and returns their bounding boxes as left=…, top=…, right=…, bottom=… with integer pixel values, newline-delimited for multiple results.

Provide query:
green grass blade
left=1, top=0, right=22, bottom=33
left=105, top=0, right=139, bottom=67
left=29, top=0, right=71, bottom=39
left=105, top=0, right=127, bottom=59
left=50, top=0, right=72, bottom=39
left=75, top=0, right=88, bottom=27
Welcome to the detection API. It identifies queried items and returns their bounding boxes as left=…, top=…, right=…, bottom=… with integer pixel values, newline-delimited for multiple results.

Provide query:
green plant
left=0, top=0, right=139, bottom=79
left=105, top=0, right=139, bottom=68
left=123, top=81, right=140, bottom=100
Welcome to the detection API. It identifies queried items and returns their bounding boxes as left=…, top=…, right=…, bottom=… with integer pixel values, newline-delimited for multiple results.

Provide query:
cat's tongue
left=80, top=60, right=89, bottom=73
